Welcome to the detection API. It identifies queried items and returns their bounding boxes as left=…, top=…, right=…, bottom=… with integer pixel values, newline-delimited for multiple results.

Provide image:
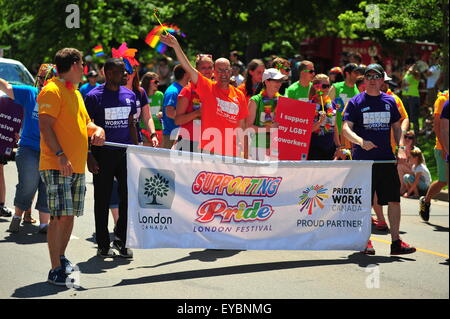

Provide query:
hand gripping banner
left=126, top=145, right=373, bottom=251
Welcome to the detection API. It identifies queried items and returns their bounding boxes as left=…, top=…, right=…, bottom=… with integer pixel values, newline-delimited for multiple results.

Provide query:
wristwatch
left=150, top=132, right=157, bottom=139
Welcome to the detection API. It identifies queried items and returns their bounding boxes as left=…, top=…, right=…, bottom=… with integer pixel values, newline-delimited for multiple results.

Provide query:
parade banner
left=274, top=97, right=316, bottom=161
left=0, top=94, right=23, bottom=156
left=126, top=146, right=372, bottom=251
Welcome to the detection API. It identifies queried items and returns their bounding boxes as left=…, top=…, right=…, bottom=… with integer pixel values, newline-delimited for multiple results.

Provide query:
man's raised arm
left=159, top=34, right=199, bottom=84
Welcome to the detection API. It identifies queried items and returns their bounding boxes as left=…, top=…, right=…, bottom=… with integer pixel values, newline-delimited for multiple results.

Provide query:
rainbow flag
left=145, top=24, right=186, bottom=54
left=93, top=45, right=105, bottom=57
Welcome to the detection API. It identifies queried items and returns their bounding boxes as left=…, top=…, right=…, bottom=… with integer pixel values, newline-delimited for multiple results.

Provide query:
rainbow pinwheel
left=145, top=24, right=186, bottom=54
left=112, top=42, right=139, bottom=74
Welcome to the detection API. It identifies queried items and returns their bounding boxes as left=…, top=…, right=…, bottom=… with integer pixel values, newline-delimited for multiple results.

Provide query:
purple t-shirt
left=85, top=84, right=137, bottom=146
left=343, top=92, right=400, bottom=160
left=441, top=100, right=449, bottom=162
left=132, top=87, right=149, bottom=143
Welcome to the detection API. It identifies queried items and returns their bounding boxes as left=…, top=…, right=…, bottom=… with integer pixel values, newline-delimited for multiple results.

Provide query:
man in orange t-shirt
left=161, top=34, right=248, bottom=157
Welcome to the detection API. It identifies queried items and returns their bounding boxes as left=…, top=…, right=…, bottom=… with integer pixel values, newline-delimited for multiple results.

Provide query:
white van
left=0, top=57, right=34, bottom=86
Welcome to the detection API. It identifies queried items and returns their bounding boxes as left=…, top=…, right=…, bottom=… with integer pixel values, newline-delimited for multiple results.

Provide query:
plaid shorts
left=40, top=170, right=86, bottom=217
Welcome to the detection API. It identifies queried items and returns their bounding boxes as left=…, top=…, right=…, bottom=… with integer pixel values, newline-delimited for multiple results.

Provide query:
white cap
left=262, top=68, right=288, bottom=82
left=384, top=72, right=392, bottom=82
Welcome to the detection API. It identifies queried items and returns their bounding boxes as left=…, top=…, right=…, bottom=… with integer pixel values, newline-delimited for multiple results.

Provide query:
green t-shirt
left=284, top=82, right=312, bottom=101
left=332, top=81, right=360, bottom=133
left=333, top=81, right=360, bottom=103
left=250, top=93, right=278, bottom=148
left=145, top=91, right=164, bottom=131
left=403, top=73, right=420, bottom=97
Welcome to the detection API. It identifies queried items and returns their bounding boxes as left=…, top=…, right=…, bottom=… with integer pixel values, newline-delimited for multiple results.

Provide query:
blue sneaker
left=47, top=267, right=70, bottom=286
left=60, top=256, right=75, bottom=275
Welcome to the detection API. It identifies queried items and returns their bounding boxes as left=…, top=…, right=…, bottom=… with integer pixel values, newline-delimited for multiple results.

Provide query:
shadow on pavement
left=77, top=255, right=132, bottom=274
left=128, top=249, right=243, bottom=270
left=424, top=222, right=449, bottom=233
left=11, top=282, right=87, bottom=299
left=0, top=224, right=47, bottom=245
left=109, top=252, right=415, bottom=289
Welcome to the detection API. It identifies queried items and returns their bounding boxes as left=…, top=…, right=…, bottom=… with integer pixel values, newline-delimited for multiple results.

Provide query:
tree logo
left=144, top=173, right=169, bottom=205
left=138, top=168, right=175, bottom=209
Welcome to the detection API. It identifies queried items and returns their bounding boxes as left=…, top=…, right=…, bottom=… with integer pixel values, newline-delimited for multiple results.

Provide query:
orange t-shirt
left=434, top=93, right=449, bottom=150
left=194, top=74, right=248, bottom=156
left=37, top=78, right=91, bottom=174
left=386, top=90, right=408, bottom=153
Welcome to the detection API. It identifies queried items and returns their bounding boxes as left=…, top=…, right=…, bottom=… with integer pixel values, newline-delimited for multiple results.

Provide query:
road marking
left=370, top=236, right=449, bottom=258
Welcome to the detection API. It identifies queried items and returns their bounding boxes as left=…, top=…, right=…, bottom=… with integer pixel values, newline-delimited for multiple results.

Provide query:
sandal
left=23, top=214, right=37, bottom=224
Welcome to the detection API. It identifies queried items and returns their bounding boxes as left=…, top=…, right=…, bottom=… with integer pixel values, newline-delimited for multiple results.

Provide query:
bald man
left=161, top=34, right=248, bottom=157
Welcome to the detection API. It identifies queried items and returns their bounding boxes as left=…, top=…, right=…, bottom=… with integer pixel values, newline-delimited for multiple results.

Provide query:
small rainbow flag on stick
left=93, top=45, right=105, bottom=57
left=145, top=24, right=186, bottom=54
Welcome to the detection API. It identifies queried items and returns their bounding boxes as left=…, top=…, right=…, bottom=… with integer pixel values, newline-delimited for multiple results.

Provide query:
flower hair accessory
left=112, top=42, right=140, bottom=74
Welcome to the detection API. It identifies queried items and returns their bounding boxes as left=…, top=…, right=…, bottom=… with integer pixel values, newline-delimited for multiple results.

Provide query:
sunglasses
left=365, top=74, right=383, bottom=80
left=313, top=83, right=331, bottom=89
left=302, top=69, right=315, bottom=73
left=276, top=64, right=291, bottom=72
left=405, top=135, right=415, bottom=139
left=152, top=80, right=160, bottom=85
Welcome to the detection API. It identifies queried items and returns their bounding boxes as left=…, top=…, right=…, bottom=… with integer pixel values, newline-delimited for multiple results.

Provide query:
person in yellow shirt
left=419, top=90, right=448, bottom=221
left=38, top=48, right=105, bottom=286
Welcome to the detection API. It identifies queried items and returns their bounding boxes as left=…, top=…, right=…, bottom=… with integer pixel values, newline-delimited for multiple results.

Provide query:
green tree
left=337, top=0, right=448, bottom=87
left=144, top=173, right=169, bottom=205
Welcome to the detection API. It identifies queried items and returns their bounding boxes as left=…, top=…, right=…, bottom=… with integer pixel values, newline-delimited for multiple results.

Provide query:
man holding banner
left=38, top=48, right=105, bottom=285
left=343, top=63, right=416, bottom=255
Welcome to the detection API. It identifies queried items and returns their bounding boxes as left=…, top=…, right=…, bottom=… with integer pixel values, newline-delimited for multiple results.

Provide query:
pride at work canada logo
left=298, top=185, right=329, bottom=215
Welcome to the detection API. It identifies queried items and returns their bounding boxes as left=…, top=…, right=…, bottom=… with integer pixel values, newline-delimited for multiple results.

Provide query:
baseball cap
left=384, top=72, right=392, bottom=82
left=364, top=64, right=384, bottom=76
left=262, top=68, right=288, bottom=82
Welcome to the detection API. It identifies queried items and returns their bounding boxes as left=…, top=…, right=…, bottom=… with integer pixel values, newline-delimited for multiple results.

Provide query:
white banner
left=126, top=146, right=373, bottom=251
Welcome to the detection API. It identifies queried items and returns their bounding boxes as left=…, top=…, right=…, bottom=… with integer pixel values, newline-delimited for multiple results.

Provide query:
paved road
left=0, top=162, right=448, bottom=301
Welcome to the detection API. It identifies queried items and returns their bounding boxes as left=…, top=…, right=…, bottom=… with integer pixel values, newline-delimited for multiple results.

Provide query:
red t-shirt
left=177, top=82, right=201, bottom=142
left=193, top=74, right=248, bottom=156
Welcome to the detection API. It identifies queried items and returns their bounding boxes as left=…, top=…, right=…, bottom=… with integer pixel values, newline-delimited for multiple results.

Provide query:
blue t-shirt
left=162, top=82, right=182, bottom=136
left=343, top=92, right=401, bottom=160
left=12, top=85, right=40, bottom=151
left=85, top=84, right=137, bottom=146
left=132, top=87, right=149, bottom=143
left=79, top=82, right=100, bottom=98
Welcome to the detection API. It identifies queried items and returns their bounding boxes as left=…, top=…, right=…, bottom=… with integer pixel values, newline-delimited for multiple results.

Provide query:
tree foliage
left=0, top=0, right=446, bottom=71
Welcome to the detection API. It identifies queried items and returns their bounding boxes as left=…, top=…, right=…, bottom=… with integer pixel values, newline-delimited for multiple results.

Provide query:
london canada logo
left=138, top=168, right=175, bottom=230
